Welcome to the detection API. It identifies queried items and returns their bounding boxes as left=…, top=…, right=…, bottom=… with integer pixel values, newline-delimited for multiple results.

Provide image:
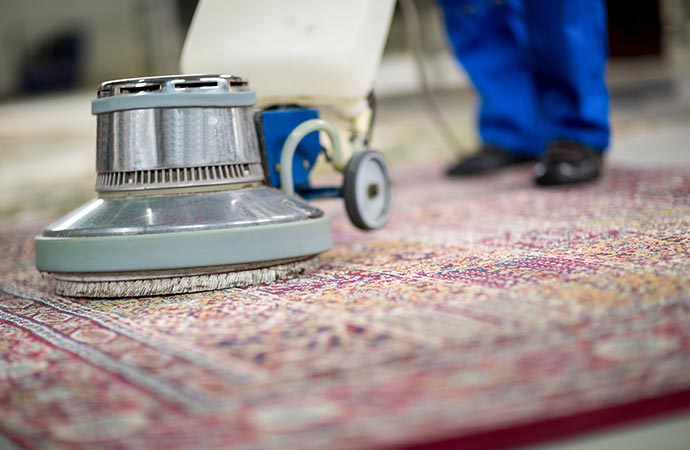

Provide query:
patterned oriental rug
left=1, top=165, right=689, bottom=450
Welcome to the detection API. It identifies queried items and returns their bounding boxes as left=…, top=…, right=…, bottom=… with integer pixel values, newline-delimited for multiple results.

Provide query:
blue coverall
left=438, top=0, right=610, bottom=158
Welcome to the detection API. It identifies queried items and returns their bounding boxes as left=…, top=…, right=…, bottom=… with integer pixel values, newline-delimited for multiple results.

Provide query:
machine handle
left=280, top=119, right=345, bottom=196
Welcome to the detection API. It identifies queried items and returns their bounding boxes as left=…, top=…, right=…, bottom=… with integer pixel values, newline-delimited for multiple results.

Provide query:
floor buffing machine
left=34, top=0, right=396, bottom=297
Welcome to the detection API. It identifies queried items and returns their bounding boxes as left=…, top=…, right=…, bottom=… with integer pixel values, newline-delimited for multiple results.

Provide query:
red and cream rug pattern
left=1, top=165, right=689, bottom=449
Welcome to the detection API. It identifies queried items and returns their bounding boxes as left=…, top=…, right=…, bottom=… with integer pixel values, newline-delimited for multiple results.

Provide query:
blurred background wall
left=1, top=0, right=689, bottom=99
left=0, top=0, right=186, bottom=97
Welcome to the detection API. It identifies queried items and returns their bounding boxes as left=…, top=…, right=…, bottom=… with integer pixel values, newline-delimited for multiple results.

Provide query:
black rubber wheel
left=343, top=150, right=392, bottom=230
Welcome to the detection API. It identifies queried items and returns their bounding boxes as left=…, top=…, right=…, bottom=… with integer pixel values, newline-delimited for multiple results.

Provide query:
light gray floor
left=520, top=411, right=690, bottom=450
left=374, top=69, right=690, bottom=171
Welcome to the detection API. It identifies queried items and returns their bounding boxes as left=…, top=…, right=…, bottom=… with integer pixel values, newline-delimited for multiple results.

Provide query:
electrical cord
left=365, top=91, right=377, bottom=147
left=399, top=0, right=467, bottom=156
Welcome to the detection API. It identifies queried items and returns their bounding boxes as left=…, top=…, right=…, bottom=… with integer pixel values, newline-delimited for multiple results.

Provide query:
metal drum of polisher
left=34, top=75, right=332, bottom=298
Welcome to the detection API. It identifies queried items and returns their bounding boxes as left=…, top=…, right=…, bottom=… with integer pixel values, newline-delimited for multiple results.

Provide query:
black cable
left=365, top=91, right=377, bottom=147
left=399, top=0, right=467, bottom=155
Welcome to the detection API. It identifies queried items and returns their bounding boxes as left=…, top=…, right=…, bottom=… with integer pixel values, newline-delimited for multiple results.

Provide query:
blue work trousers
left=438, top=0, right=610, bottom=157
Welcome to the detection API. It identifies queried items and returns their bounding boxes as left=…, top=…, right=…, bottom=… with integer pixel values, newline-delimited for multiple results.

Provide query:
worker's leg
left=523, top=0, right=610, bottom=151
left=439, top=0, right=545, bottom=158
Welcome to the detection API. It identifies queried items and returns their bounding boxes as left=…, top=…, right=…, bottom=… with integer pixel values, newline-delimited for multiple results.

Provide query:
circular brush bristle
left=53, top=257, right=320, bottom=298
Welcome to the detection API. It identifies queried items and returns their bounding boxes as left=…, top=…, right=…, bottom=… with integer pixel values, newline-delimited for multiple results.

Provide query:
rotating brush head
left=35, top=75, right=332, bottom=298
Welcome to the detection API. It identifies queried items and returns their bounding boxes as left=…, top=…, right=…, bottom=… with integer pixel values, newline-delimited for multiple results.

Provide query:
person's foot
left=533, top=141, right=604, bottom=186
left=446, top=145, right=535, bottom=177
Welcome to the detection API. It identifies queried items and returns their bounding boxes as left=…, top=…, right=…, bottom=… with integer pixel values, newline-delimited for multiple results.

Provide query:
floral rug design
left=1, top=165, right=689, bottom=449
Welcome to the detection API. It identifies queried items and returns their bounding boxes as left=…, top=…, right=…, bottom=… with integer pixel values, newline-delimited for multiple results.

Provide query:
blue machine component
left=256, top=106, right=392, bottom=230
left=259, top=108, right=326, bottom=197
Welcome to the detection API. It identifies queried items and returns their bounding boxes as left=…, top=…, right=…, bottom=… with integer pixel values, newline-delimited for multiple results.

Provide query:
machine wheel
left=343, top=150, right=392, bottom=230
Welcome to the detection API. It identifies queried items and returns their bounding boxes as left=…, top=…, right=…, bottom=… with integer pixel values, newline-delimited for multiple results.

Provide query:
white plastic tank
left=180, top=0, right=396, bottom=117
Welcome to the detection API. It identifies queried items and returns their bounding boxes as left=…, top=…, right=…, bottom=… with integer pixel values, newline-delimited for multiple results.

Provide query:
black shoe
left=446, top=145, right=535, bottom=177
left=534, top=141, right=603, bottom=186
